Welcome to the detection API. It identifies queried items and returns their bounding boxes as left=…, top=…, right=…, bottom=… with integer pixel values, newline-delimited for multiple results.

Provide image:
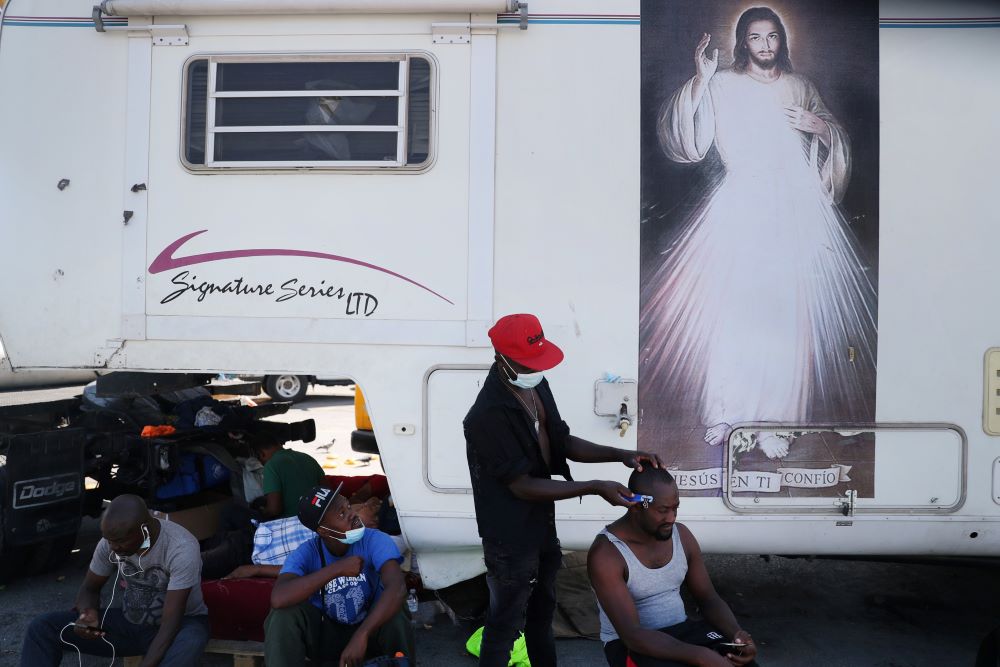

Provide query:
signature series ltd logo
left=148, top=230, right=454, bottom=312
left=160, top=271, right=380, bottom=316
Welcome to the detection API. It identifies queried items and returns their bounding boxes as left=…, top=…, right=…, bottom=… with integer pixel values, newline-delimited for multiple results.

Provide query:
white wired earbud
left=107, top=524, right=151, bottom=575
left=59, top=564, right=120, bottom=667
left=136, top=524, right=151, bottom=573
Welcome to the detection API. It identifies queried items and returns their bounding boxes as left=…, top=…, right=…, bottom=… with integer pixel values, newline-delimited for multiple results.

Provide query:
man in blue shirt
left=264, top=484, right=414, bottom=667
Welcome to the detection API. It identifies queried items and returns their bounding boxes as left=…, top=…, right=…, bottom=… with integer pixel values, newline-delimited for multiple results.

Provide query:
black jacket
left=464, top=363, right=574, bottom=545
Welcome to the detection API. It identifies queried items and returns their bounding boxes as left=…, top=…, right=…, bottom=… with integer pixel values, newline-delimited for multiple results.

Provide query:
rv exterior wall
left=0, top=6, right=128, bottom=369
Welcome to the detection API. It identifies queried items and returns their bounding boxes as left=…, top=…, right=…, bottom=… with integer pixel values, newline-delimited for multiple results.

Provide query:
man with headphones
left=20, top=494, right=210, bottom=666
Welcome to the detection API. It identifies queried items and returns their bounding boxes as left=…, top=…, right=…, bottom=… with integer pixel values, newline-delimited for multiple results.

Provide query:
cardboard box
left=151, top=492, right=232, bottom=541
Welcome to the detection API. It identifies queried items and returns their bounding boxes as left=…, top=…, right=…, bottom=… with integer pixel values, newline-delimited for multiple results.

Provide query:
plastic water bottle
left=406, top=589, right=419, bottom=616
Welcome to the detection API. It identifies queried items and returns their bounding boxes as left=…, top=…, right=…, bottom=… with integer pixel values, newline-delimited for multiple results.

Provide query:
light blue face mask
left=510, top=371, right=544, bottom=390
left=322, top=525, right=366, bottom=545
left=140, top=524, right=151, bottom=551
left=500, top=356, right=544, bottom=389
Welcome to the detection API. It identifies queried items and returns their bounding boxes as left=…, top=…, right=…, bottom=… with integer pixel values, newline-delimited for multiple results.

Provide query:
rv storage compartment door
left=424, top=367, right=488, bottom=491
left=724, top=425, right=965, bottom=514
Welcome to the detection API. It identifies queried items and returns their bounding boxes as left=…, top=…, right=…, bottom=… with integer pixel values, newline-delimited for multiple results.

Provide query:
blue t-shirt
left=280, top=529, right=402, bottom=625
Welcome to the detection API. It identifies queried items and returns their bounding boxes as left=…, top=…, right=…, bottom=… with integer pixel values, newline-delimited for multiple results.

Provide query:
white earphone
left=62, top=521, right=153, bottom=666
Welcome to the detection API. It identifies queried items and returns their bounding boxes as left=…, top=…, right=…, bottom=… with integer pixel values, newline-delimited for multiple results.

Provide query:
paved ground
left=0, top=384, right=997, bottom=666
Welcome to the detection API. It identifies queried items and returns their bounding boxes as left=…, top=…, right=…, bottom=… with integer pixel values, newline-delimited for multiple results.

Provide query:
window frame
left=179, top=51, right=437, bottom=174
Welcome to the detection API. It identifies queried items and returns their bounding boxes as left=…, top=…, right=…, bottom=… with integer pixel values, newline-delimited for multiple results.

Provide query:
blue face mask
left=140, top=524, right=151, bottom=551
left=500, top=356, right=544, bottom=389
left=322, top=525, right=366, bottom=545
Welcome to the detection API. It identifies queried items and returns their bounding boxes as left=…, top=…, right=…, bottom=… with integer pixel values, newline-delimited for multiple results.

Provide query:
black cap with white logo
left=297, top=481, right=344, bottom=532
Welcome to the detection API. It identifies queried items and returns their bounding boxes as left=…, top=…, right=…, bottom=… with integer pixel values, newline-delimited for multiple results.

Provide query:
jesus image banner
left=639, top=0, right=879, bottom=497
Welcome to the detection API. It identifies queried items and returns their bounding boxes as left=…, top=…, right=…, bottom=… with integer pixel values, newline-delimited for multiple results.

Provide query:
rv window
left=183, top=55, right=433, bottom=171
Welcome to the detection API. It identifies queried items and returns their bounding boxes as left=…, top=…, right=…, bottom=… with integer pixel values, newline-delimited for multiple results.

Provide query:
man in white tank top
left=588, top=469, right=759, bottom=667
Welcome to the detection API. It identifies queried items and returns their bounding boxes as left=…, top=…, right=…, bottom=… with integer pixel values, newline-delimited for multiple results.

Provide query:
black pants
left=21, top=610, right=209, bottom=666
left=200, top=503, right=257, bottom=579
left=604, top=619, right=761, bottom=667
left=264, top=602, right=414, bottom=666
left=479, top=533, right=562, bottom=667
left=977, top=625, right=1000, bottom=667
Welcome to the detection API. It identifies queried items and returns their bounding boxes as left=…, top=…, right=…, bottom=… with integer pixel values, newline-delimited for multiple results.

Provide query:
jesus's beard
left=749, top=51, right=777, bottom=69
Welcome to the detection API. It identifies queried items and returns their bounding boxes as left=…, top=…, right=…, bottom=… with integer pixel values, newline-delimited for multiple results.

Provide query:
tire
left=27, top=531, right=78, bottom=575
left=350, top=429, right=380, bottom=455
left=0, top=546, right=30, bottom=584
left=0, top=529, right=77, bottom=582
left=264, top=374, right=310, bottom=402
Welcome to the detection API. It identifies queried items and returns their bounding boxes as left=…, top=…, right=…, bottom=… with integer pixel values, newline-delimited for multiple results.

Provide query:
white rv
left=0, top=0, right=998, bottom=589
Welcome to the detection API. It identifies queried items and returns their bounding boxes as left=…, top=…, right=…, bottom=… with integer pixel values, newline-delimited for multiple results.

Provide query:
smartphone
left=74, top=622, right=105, bottom=634
left=715, top=642, right=746, bottom=655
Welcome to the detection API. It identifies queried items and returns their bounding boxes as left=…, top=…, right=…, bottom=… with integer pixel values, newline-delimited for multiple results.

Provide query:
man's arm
left=259, top=460, right=285, bottom=520
left=679, top=524, right=757, bottom=665
left=507, top=475, right=633, bottom=507
left=72, top=569, right=110, bottom=641
left=140, top=588, right=191, bottom=667
left=564, top=435, right=663, bottom=471
left=74, top=568, right=108, bottom=614
left=467, top=412, right=632, bottom=508
left=587, top=536, right=728, bottom=667
left=337, top=560, right=407, bottom=667
left=257, top=491, right=283, bottom=520
left=564, top=436, right=629, bottom=463
left=270, top=556, right=363, bottom=609
left=347, top=480, right=374, bottom=504
left=223, top=564, right=281, bottom=579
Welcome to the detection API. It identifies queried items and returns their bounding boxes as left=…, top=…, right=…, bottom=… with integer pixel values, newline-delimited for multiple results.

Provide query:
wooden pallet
left=123, top=639, right=264, bottom=667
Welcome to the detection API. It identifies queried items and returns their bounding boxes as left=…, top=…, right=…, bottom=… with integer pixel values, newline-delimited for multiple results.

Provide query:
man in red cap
left=465, top=313, right=663, bottom=667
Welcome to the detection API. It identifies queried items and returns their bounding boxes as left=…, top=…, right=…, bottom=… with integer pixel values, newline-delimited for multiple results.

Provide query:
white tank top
left=596, top=525, right=688, bottom=643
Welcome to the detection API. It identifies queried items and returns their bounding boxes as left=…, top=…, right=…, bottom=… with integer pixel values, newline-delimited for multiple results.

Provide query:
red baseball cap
left=488, top=314, right=564, bottom=371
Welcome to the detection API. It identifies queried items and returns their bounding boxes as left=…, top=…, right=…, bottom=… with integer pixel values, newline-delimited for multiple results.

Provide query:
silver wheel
left=264, top=374, right=309, bottom=402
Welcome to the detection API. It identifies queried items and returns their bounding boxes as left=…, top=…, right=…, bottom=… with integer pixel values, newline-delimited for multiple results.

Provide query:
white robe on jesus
left=641, top=69, right=876, bottom=443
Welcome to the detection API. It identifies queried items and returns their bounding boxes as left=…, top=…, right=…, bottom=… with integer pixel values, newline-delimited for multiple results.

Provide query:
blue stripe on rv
left=498, top=15, right=999, bottom=28
left=2, top=18, right=127, bottom=27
